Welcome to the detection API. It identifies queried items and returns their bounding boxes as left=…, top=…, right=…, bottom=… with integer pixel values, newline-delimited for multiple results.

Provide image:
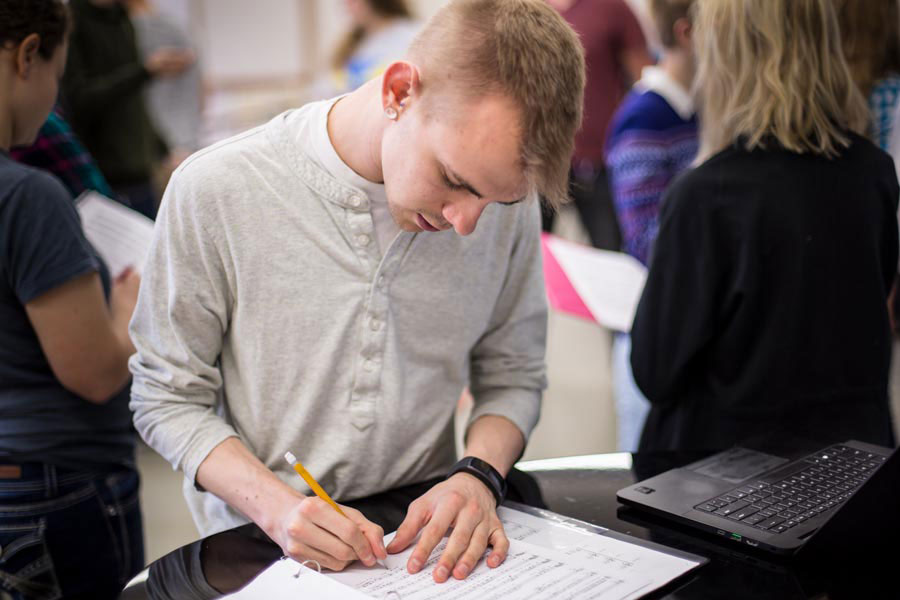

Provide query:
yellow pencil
left=283, top=451, right=387, bottom=569
left=284, top=451, right=346, bottom=516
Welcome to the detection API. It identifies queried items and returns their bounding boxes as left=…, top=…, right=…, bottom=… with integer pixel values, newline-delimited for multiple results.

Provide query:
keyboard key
left=728, top=506, right=760, bottom=521
left=696, top=503, right=718, bottom=512
left=716, top=500, right=750, bottom=516
left=770, top=525, right=789, bottom=534
left=743, top=513, right=767, bottom=526
left=757, top=517, right=786, bottom=530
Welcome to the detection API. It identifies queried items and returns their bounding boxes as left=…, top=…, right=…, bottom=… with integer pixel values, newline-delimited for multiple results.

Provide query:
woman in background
left=630, top=0, right=898, bottom=453
left=834, top=0, right=900, bottom=151
left=315, top=0, right=419, bottom=97
left=0, top=1, right=143, bottom=597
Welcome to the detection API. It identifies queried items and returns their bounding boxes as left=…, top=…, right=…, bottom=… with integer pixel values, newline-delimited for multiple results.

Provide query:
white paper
left=331, top=537, right=653, bottom=600
left=546, top=237, right=647, bottom=332
left=222, top=557, right=371, bottom=599
left=75, top=191, right=155, bottom=277
left=497, top=506, right=700, bottom=592
left=223, top=508, right=700, bottom=600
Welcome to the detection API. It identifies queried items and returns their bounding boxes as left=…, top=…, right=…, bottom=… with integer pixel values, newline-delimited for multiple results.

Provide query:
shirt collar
left=310, top=97, right=386, bottom=204
left=636, top=66, right=695, bottom=121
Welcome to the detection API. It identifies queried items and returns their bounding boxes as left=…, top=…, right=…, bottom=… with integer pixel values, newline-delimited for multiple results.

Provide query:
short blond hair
left=693, top=0, right=868, bottom=162
left=407, top=0, right=585, bottom=210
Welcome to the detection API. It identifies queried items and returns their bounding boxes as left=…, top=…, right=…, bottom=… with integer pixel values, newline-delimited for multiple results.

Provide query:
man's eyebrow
left=443, top=164, right=485, bottom=199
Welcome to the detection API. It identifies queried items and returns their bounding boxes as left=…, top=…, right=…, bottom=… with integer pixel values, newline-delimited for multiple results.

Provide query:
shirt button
left=377, top=275, right=386, bottom=288
left=370, top=318, right=381, bottom=331
left=364, top=359, right=377, bottom=372
left=356, top=234, right=371, bottom=247
left=349, top=195, right=362, bottom=208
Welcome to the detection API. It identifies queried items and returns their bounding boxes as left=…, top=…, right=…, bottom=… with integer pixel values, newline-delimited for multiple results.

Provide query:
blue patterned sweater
left=605, top=90, right=698, bottom=266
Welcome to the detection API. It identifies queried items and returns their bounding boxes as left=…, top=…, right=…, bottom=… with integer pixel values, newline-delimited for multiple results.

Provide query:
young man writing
left=129, top=0, right=585, bottom=584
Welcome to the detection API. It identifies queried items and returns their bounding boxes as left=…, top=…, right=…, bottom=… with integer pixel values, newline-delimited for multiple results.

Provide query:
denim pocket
left=0, top=519, right=61, bottom=600
left=96, top=470, right=144, bottom=585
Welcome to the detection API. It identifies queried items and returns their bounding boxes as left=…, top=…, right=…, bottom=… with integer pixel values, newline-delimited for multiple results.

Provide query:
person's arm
left=629, top=178, right=722, bottom=405
left=129, top=165, right=384, bottom=570
left=62, top=34, right=152, bottom=124
left=63, top=30, right=193, bottom=124
left=387, top=202, right=547, bottom=582
left=3, top=171, right=137, bottom=403
left=195, top=438, right=386, bottom=571
left=605, top=118, right=672, bottom=266
left=26, top=269, right=138, bottom=404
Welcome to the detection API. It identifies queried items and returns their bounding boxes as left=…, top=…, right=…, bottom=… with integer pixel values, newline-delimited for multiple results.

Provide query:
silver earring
left=385, top=106, right=398, bottom=120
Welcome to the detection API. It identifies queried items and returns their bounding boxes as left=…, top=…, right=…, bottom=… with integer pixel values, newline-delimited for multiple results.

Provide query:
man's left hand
left=385, top=473, right=508, bottom=582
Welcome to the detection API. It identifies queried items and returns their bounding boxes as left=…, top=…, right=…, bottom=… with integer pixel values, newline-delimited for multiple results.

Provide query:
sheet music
left=545, top=236, right=647, bottom=332
left=224, top=507, right=701, bottom=599
left=331, top=537, right=653, bottom=600
left=497, top=507, right=700, bottom=588
left=76, top=191, right=155, bottom=277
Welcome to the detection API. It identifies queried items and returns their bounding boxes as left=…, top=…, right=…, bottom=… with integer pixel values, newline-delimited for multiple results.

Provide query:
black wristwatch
left=446, top=456, right=507, bottom=506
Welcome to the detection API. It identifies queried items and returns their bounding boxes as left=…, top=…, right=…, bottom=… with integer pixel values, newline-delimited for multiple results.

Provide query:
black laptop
left=617, top=440, right=900, bottom=559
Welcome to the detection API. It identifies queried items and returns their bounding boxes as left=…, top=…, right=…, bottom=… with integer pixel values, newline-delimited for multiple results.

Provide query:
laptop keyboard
left=693, top=445, right=886, bottom=534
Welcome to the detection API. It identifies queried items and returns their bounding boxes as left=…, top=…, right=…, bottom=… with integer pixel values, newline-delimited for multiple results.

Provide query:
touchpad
left=686, top=448, right=789, bottom=484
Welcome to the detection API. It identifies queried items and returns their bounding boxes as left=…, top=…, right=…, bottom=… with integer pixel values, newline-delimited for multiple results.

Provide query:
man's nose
left=442, top=199, right=488, bottom=236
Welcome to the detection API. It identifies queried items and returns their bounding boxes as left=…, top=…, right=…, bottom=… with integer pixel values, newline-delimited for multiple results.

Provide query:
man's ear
left=15, top=34, right=42, bottom=79
left=381, top=61, right=421, bottom=117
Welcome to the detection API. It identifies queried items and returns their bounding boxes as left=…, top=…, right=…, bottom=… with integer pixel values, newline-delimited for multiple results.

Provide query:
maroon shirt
left=559, top=0, right=649, bottom=168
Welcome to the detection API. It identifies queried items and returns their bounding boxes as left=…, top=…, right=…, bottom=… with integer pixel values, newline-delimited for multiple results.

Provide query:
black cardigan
left=631, top=133, right=899, bottom=453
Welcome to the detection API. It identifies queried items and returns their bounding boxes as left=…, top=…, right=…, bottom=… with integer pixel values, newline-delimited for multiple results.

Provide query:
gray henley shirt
left=128, top=99, right=547, bottom=536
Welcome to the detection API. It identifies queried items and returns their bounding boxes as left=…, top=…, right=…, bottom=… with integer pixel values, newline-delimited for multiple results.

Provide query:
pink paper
left=541, top=233, right=597, bottom=322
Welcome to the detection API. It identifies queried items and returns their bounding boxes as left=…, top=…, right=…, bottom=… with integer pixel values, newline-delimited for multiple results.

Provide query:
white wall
left=151, top=0, right=449, bottom=89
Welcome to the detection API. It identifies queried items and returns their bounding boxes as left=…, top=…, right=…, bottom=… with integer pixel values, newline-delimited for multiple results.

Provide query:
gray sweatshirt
left=128, top=100, right=547, bottom=536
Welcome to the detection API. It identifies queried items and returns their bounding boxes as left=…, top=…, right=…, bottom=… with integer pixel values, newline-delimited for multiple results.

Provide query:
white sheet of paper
left=222, top=557, right=371, bottom=599
left=497, top=506, right=700, bottom=591
left=75, top=191, right=155, bottom=277
left=546, top=237, right=647, bottom=332
left=222, top=507, right=700, bottom=600
left=331, top=537, right=654, bottom=600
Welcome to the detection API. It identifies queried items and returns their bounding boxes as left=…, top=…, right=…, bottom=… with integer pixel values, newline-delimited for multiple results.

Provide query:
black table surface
left=120, top=448, right=896, bottom=600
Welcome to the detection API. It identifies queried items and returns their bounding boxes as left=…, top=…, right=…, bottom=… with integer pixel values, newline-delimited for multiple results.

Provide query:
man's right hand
left=271, top=495, right=388, bottom=571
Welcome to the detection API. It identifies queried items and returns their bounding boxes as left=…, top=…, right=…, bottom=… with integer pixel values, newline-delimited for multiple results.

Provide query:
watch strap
left=446, top=456, right=507, bottom=506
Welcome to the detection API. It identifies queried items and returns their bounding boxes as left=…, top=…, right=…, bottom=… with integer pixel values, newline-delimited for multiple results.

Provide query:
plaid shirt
left=10, top=108, right=113, bottom=199
left=869, top=75, right=900, bottom=151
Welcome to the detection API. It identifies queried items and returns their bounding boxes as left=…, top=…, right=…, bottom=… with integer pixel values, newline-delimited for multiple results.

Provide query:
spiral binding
left=288, top=556, right=403, bottom=598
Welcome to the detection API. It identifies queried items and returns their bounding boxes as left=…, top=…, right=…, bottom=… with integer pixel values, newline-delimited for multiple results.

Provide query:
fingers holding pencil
left=281, top=452, right=387, bottom=571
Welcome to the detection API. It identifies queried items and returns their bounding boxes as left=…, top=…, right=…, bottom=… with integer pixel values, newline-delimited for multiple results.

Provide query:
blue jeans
left=0, top=464, right=144, bottom=600
left=612, top=332, right=651, bottom=452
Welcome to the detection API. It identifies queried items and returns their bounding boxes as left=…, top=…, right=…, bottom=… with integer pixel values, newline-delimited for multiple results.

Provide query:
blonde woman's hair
left=692, top=0, right=869, bottom=162
left=407, top=0, right=585, bottom=210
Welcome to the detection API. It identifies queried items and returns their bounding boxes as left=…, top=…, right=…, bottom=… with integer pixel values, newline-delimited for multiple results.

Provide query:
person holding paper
left=630, top=0, right=898, bottom=453
left=604, top=0, right=698, bottom=452
left=129, top=0, right=585, bottom=585
left=0, top=1, right=144, bottom=597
